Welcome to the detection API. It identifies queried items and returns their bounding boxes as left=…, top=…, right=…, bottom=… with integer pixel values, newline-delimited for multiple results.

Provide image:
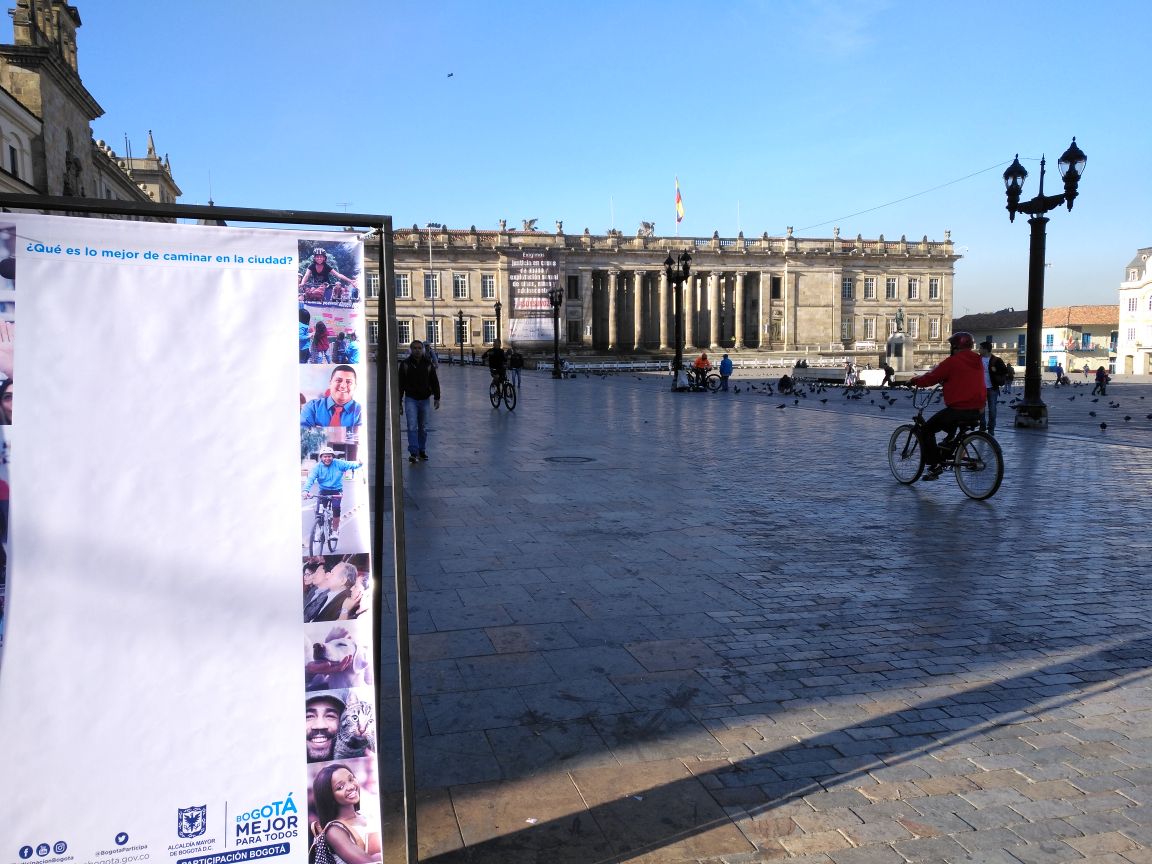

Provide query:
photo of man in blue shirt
left=300, top=365, right=362, bottom=427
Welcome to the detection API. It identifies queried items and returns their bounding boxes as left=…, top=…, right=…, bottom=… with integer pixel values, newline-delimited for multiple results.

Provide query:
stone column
left=684, top=276, right=696, bottom=348
left=708, top=271, right=720, bottom=350
left=580, top=270, right=593, bottom=347
left=633, top=270, right=644, bottom=351
left=734, top=271, right=746, bottom=349
left=757, top=271, right=767, bottom=348
left=607, top=269, right=619, bottom=351
left=658, top=271, right=669, bottom=350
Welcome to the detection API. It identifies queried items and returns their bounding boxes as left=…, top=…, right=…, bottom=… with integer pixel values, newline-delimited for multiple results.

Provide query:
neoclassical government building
left=365, top=223, right=959, bottom=361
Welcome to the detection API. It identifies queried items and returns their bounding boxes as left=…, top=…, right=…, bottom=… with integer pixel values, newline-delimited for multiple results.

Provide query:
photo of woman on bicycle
left=298, top=243, right=359, bottom=307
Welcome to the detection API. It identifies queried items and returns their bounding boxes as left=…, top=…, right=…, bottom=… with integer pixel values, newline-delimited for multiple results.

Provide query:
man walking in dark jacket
left=399, top=340, right=441, bottom=463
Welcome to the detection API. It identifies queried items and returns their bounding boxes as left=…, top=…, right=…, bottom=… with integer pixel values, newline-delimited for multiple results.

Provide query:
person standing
left=398, top=340, right=441, bottom=463
left=1053, top=363, right=1065, bottom=386
left=508, top=347, right=524, bottom=387
left=1092, top=366, right=1110, bottom=396
left=843, top=360, right=856, bottom=388
left=978, top=340, right=1009, bottom=435
left=718, top=353, right=734, bottom=392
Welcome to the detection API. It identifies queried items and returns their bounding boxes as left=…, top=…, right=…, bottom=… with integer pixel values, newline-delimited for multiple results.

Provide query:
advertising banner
left=0, top=215, right=380, bottom=864
left=506, top=249, right=559, bottom=343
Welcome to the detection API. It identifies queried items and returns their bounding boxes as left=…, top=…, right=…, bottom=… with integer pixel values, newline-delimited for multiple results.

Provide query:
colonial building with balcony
left=364, top=222, right=958, bottom=363
left=1117, top=248, right=1152, bottom=375
left=952, top=305, right=1118, bottom=374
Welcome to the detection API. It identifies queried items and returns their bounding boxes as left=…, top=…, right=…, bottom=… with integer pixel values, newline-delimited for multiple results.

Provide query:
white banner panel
left=0, top=215, right=379, bottom=864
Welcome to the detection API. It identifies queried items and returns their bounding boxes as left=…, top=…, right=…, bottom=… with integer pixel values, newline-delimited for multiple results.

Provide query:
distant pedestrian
left=399, top=340, right=441, bottom=463
left=843, top=360, right=855, bottom=387
left=1082, top=363, right=1091, bottom=377
left=509, top=348, right=524, bottom=387
left=880, top=362, right=895, bottom=387
left=1052, top=363, right=1065, bottom=386
left=1091, top=366, right=1110, bottom=396
left=718, top=354, right=733, bottom=391
left=979, top=340, right=1010, bottom=435
left=471, top=349, right=476, bottom=364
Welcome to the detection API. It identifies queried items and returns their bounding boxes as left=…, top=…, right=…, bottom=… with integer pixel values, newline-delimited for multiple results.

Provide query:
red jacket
left=910, top=350, right=986, bottom=410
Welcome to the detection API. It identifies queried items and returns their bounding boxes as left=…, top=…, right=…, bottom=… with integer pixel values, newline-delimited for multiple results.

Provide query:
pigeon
left=776, top=404, right=785, bottom=409
left=820, top=398, right=828, bottom=404
left=794, top=399, right=799, bottom=405
left=1091, top=398, right=1098, bottom=403
left=1089, top=411, right=1096, bottom=417
left=734, top=386, right=741, bottom=393
left=1125, top=416, right=1132, bottom=421
left=1100, top=422, right=1108, bottom=430
left=1068, top=396, right=1076, bottom=401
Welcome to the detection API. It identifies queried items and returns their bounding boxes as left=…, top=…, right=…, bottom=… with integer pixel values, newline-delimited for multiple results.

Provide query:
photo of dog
left=304, top=622, right=373, bottom=692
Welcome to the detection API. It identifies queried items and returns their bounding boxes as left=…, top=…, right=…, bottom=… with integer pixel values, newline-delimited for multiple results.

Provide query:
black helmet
left=948, top=331, right=974, bottom=351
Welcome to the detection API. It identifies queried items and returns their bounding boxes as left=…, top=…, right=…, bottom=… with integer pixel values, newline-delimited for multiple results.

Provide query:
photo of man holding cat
left=306, top=688, right=376, bottom=764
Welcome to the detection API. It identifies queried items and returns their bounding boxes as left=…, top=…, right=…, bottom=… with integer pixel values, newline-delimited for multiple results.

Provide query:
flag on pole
left=675, top=177, right=684, bottom=223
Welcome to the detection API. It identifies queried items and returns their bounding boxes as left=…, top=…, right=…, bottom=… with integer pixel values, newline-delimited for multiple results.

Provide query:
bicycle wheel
left=503, top=381, right=517, bottom=411
left=953, top=432, right=1003, bottom=500
left=489, top=380, right=501, bottom=408
left=888, top=424, right=924, bottom=484
left=309, top=517, right=327, bottom=556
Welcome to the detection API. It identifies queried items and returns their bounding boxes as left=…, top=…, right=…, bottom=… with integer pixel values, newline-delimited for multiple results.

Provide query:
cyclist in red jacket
left=907, top=331, right=987, bottom=479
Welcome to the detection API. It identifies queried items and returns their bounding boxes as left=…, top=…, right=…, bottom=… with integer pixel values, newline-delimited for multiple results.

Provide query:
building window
left=452, top=273, right=468, bottom=300
left=1147, top=296, right=1152, bottom=311
left=567, top=274, right=580, bottom=300
left=1081, top=332, right=1091, bottom=349
left=929, top=277, right=940, bottom=300
left=424, top=273, right=440, bottom=300
left=771, top=276, right=782, bottom=300
left=1045, top=333, right=1054, bottom=348
left=566, top=320, right=582, bottom=344
left=395, top=320, right=410, bottom=346
left=909, top=317, right=920, bottom=338
left=394, top=273, right=410, bottom=299
left=863, top=277, right=876, bottom=300
left=887, top=317, right=897, bottom=335
left=8, top=145, right=17, bottom=177
left=841, top=277, right=854, bottom=301
left=1128, top=297, right=1137, bottom=312
left=885, top=277, right=897, bottom=300
left=455, top=317, right=468, bottom=344
left=929, top=317, right=940, bottom=339
left=841, top=316, right=854, bottom=341
left=481, top=274, right=496, bottom=299
left=482, top=318, right=497, bottom=344
left=907, top=278, right=920, bottom=300
left=1128, top=327, right=1137, bottom=341
left=863, top=317, right=875, bottom=340
left=366, top=272, right=380, bottom=298
left=425, top=318, right=442, bottom=345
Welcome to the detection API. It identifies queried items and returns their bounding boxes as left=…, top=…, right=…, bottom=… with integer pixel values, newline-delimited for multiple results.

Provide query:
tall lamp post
left=426, top=222, right=443, bottom=349
left=456, top=309, right=465, bottom=366
left=493, top=299, right=502, bottom=346
left=1003, top=137, right=1086, bottom=428
left=549, top=286, right=564, bottom=378
left=664, top=249, right=692, bottom=391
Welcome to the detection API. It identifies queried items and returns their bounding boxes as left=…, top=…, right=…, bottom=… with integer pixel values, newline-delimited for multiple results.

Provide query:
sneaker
left=408, top=454, right=417, bottom=464
left=419, top=451, right=429, bottom=461
left=921, top=466, right=943, bottom=482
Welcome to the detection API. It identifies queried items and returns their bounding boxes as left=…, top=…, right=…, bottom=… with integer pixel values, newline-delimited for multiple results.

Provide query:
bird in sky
left=447, top=72, right=454, bottom=77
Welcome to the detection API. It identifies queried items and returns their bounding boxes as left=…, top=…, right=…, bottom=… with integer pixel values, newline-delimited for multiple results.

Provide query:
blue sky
left=23, top=0, right=1152, bottom=313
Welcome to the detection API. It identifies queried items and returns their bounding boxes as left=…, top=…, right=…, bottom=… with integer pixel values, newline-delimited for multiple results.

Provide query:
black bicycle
left=305, top=491, right=342, bottom=554
left=887, top=385, right=1004, bottom=500
left=489, top=370, right=517, bottom=411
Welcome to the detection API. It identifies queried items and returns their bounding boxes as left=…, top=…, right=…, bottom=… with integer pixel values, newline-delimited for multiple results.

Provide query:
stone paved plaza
left=378, top=365, right=1152, bottom=864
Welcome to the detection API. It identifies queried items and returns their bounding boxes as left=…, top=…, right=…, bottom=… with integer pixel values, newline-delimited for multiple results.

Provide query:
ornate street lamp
left=548, top=286, right=564, bottom=379
left=456, top=309, right=465, bottom=366
left=664, top=249, right=692, bottom=391
left=1004, top=137, right=1086, bottom=428
left=493, top=299, right=502, bottom=346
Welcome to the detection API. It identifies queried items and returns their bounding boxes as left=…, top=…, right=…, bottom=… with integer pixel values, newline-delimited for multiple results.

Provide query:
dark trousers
left=921, top=407, right=981, bottom=465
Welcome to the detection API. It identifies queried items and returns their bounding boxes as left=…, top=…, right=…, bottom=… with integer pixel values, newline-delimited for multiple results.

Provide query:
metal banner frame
left=0, top=193, right=419, bottom=864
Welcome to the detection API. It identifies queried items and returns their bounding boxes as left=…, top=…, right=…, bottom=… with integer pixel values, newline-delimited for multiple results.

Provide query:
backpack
left=989, top=356, right=1009, bottom=388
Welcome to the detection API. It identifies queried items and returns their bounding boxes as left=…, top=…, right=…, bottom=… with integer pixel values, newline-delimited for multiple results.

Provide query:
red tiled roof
left=1041, top=305, right=1118, bottom=327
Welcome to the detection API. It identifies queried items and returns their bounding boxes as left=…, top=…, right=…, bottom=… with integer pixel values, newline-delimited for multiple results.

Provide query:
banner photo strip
left=0, top=215, right=381, bottom=864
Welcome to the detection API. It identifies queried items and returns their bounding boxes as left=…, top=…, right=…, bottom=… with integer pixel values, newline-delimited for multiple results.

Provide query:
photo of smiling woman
left=309, top=762, right=381, bottom=864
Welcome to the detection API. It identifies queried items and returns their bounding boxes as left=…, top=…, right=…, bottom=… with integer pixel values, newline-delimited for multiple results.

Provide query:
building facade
left=365, top=224, right=958, bottom=362
left=1117, top=247, right=1152, bottom=375
left=953, top=305, right=1118, bottom=374
left=0, top=0, right=180, bottom=212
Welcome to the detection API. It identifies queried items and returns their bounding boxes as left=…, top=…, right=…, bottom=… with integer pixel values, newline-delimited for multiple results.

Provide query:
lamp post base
left=1014, top=401, right=1048, bottom=429
left=551, top=369, right=562, bottom=379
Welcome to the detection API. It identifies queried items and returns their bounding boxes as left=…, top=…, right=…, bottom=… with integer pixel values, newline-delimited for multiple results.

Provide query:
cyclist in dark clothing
left=487, top=342, right=508, bottom=382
